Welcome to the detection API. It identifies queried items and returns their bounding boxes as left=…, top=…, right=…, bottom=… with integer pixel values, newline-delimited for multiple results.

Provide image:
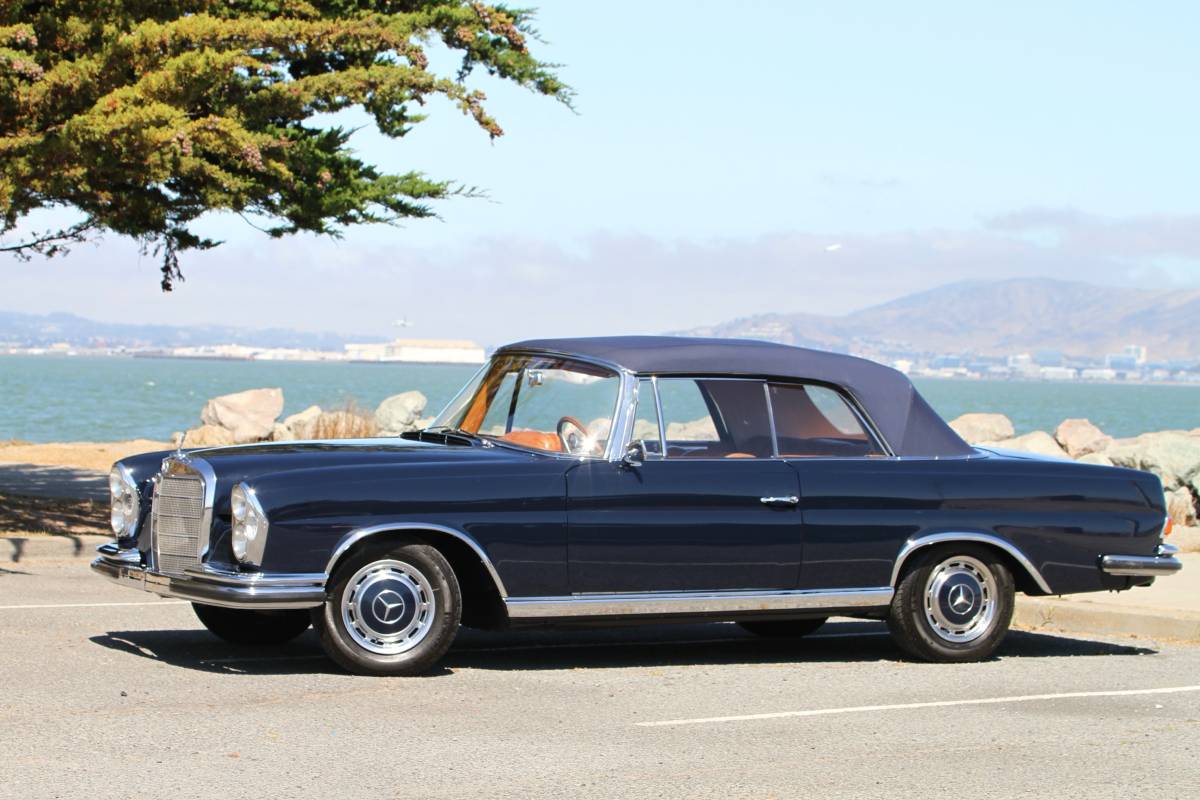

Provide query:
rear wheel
left=887, top=544, right=1014, bottom=662
left=738, top=617, right=828, bottom=638
left=312, top=540, right=461, bottom=676
left=192, top=603, right=311, bottom=646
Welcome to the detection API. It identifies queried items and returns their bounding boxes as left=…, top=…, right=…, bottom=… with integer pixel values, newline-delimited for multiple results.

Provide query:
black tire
left=192, top=603, right=311, bottom=646
left=887, top=544, right=1015, bottom=663
left=738, top=617, right=828, bottom=638
left=313, top=540, right=461, bottom=676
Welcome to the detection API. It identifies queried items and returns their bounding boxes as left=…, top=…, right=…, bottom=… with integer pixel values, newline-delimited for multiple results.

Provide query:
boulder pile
left=949, top=412, right=1200, bottom=527
left=179, top=389, right=431, bottom=447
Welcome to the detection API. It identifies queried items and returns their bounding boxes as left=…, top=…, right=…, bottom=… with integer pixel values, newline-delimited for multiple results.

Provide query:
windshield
left=429, top=354, right=621, bottom=456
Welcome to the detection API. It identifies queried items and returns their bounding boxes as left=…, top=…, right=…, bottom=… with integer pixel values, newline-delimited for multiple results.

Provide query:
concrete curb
left=1014, top=596, right=1200, bottom=643
left=1, top=534, right=110, bottom=565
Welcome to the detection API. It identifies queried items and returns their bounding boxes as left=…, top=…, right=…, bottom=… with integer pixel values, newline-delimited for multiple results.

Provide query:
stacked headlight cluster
left=231, top=482, right=269, bottom=565
left=108, top=465, right=139, bottom=538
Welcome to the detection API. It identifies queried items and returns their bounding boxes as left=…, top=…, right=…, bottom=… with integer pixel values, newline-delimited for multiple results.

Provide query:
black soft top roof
left=497, top=336, right=973, bottom=458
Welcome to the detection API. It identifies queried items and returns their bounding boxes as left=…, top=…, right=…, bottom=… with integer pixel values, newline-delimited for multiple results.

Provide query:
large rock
left=1167, top=487, right=1198, bottom=527
left=1076, top=452, right=1114, bottom=467
left=979, top=430, right=1069, bottom=459
left=181, top=424, right=236, bottom=448
left=1106, top=431, right=1200, bottom=490
left=948, top=413, right=1015, bottom=444
left=666, top=416, right=718, bottom=441
left=1054, top=418, right=1112, bottom=458
left=271, top=405, right=323, bottom=441
left=375, top=391, right=428, bottom=436
left=199, top=387, right=284, bottom=444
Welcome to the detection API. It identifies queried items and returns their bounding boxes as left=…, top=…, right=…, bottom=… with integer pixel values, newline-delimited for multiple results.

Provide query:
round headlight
left=231, top=483, right=269, bottom=565
left=108, top=465, right=138, bottom=537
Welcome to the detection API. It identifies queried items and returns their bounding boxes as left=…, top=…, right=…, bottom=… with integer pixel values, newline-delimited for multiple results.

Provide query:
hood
left=115, top=436, right=541, bottom=488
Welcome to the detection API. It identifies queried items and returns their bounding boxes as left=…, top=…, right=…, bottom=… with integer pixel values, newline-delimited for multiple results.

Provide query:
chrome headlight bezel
left=108, top=464, right=139, bottom=539
left=230, top=482, right=269, bottom=566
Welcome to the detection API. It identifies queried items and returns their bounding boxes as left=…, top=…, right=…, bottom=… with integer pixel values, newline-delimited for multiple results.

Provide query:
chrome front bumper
left=1100, top=543, right=1183, bottom=578
left=90, top=544, right=326, bottom=610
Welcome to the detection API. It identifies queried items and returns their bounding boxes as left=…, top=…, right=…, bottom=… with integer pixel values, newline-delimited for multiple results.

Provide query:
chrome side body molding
left=890, top=532, right=1053, bottom=594
left=504, top=587, right=894, bottom=619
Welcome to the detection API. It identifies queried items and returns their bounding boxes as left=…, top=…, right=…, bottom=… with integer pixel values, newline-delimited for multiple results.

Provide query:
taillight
left=1164, top=515, right=1174, bottom=537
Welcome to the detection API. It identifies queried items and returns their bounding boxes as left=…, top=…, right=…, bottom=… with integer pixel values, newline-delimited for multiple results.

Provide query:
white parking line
left=0, top=600, right=189, bottom=610
left=637, top=684, right=1200, bottom=727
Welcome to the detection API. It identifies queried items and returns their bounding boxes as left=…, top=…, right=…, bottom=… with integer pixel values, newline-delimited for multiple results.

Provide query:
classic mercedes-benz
left=93, top=337, right=1181, bottom=674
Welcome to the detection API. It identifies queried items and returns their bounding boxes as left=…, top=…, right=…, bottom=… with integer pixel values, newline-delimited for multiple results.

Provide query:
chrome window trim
left=651, top=376, right=667, bottom=457
left=505, top=586, right=894, bottom=618
left=762, top=382, right=780, bottom=458
left=890, top=532, right=1053, bottom=594
left=326, top=522, right=509, bottom=598
left=614, top=374, right=894, bottom=462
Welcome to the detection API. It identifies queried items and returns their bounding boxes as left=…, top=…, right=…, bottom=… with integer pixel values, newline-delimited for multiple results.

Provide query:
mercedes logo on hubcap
left=948, top=583, right=975, bottom=614
left=372, top=589, right=407, bottom=624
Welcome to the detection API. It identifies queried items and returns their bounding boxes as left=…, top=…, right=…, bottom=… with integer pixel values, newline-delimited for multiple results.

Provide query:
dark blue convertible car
left=94, top=337, right=1181, bottom=675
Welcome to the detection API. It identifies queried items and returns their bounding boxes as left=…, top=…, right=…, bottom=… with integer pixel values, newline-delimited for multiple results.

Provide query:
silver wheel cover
left=923, top=555, right=997, bottom=644
left=340, top=559, right=437, bottom=655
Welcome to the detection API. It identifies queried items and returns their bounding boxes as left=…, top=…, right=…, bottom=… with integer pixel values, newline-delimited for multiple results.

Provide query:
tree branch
left=0, top=220, right=99, bottom=259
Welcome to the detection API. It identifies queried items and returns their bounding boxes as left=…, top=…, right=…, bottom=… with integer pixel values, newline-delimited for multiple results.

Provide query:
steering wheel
left=556, top=416, right=593, bottom=455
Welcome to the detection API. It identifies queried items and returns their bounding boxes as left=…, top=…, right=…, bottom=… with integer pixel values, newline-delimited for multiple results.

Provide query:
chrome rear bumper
left=90, top=544, right=326, bottom=610
left=1100, top=543, right=1183, bottom=577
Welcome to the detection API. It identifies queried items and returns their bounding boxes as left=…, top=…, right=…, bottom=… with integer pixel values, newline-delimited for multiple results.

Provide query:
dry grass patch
left=307, top=400, right=378, bottom=439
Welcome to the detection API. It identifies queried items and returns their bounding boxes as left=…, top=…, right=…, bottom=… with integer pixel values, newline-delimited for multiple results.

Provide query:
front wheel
left=887, top=545, right=1014, bottom=662
left=192, top=603, right=311, bottom=646
left=312, top=540, right=461, bottom=676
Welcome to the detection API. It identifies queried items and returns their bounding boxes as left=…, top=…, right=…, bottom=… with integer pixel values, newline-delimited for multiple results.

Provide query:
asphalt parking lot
left=2, top=560, right=1198, bottom=800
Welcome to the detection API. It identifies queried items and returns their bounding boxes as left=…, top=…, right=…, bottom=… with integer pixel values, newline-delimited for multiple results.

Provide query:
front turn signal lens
left=1164, top=515, right=1173, bottom=537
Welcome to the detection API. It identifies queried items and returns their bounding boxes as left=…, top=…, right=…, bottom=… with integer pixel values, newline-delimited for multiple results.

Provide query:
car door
left=768, top=381, right=919, bottom=590
left=566, top=376, right=803, bottom=594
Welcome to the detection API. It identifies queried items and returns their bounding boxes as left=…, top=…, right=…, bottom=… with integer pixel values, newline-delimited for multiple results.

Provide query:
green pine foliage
left=0, top=1, right=570, bottom=288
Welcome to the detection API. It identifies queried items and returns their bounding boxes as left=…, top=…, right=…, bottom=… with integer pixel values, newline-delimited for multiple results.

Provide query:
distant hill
left=677, top=278, right=1200, bottom=361
left=0, top=310, right=384, bottom=351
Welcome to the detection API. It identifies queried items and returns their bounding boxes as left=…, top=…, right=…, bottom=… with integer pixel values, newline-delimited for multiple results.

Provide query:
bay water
left=1, top=354, right=1197, bottom=443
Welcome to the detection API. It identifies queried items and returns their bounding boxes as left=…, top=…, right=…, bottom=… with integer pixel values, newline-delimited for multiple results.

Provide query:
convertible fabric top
left=497, top=336, right=974, bottom=458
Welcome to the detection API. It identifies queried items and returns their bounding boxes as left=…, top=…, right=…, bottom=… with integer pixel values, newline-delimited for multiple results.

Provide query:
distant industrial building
left=344, top=338, right=486, bottom=364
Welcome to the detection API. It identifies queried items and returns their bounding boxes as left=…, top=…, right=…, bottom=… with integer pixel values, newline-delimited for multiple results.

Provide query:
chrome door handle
left=759, top=495, right=799, bottom=507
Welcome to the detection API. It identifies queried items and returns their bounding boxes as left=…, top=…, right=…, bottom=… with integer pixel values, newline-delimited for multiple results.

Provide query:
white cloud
left=4, top=207, right=1200, bottom=345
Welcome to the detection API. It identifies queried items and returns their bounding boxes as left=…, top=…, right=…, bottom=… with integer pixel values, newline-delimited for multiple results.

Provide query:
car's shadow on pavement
left=88, top=620, right=1157, bottom=676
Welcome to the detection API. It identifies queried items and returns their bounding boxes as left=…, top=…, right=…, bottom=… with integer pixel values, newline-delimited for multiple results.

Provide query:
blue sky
left=4, top=1, right=1200, bottom=344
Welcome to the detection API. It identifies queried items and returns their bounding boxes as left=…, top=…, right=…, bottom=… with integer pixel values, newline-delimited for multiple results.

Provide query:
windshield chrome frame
left=429, top=349, right=636, bottom=462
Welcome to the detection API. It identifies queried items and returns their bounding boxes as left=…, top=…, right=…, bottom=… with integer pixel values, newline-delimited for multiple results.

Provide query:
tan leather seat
left=500, top=430, right=562, bottom=452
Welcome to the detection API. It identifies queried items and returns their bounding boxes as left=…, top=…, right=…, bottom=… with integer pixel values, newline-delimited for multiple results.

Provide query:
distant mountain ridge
left=678, top=278, right=1200, bottom=361
left=0, top=310, right=384, bottom=350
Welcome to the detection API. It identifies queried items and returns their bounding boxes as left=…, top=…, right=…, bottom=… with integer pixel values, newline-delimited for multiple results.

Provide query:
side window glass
left=658, top=378, right=773, bottom=458
left=769, top=383, right=880, bottom=457
left=632, top=378, right=662, bottom=456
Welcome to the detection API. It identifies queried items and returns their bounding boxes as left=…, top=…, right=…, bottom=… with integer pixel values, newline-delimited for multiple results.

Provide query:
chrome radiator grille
left=152, top=472, right=206, bottom=575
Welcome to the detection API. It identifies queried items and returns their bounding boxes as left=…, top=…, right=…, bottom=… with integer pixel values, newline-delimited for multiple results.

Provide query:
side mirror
left=621, top=441, right=645, bottom=468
